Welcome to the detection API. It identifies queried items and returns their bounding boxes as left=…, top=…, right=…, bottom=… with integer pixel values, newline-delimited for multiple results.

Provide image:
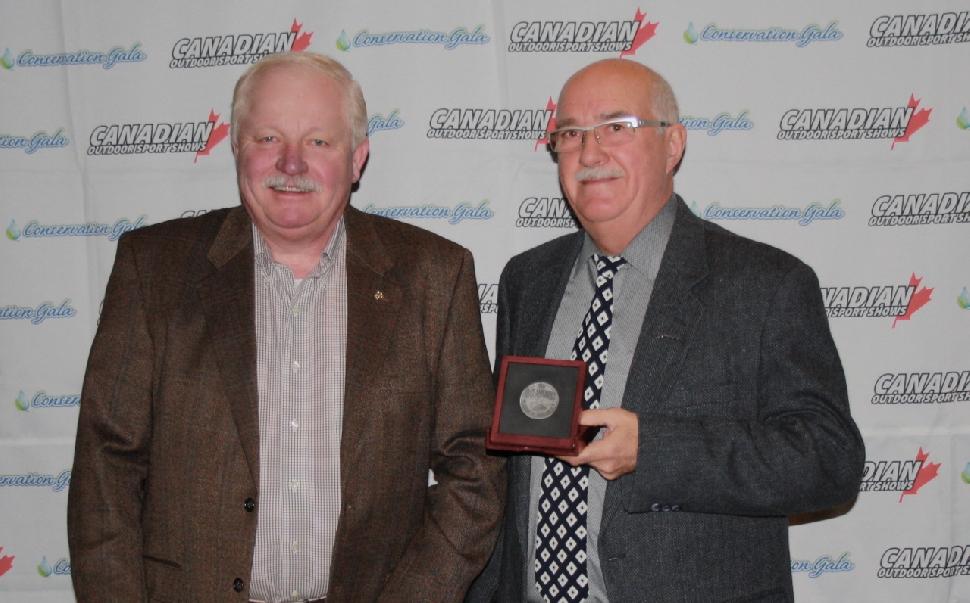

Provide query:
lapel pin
left=374, top=290, right=384, bottom=301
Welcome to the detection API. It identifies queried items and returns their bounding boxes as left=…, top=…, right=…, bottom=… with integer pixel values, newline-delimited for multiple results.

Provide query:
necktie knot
left=594, top=254, right=626, bottom=280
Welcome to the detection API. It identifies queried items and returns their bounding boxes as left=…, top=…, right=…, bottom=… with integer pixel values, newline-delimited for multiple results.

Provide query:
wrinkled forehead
left=556, top=65, right=654, bottom=126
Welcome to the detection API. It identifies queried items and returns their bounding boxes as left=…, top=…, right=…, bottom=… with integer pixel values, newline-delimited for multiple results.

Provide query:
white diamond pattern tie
left=535, top=254, right=626, bottom=603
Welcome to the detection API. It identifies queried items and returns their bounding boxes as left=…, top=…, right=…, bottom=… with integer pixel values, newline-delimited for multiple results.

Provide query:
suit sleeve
left=380, top=249, right=506, bottom=602
left=68, top=235, right=153, bottom=601
left=623, top=262, right=865, bottom=516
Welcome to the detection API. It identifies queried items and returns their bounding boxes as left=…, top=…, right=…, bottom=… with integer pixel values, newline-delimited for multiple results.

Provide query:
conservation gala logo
left=88, top=110, right=229, bottom=160
left=15, top=390, right=81, bottom=412
left=7, top=216, right=147, bottom=242
left=869, top=191, right=970, bottom=226
left=821, top=273, right=933, bottom=325
left=868, top=12, right=970, bottom=47
left=37, top=556, right=71, bottom=577
left=683, top=20, right=842, bottom=47
left=507, top=8, right=657, bottom=55
left=0, top=129, right=68, bottom=154
left=871, top=370, right=970, bottom=405
left=861, top=448, right=940, bottom=501
left=778, top=94, right=932, bottom=147
left=337, top=25, right=488, bottom=51
left=170, top=19, right=312, bottom=68
left=1, top=43, right=144, bottom=71
left=680, top=111, right=753, bottom=136
left=790, top=553, right=854, bottom=578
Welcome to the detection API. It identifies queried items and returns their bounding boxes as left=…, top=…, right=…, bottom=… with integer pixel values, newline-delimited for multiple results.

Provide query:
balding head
left=553, top=59, right=687, bottom=254
left=559, top=59, right=679, bottom=125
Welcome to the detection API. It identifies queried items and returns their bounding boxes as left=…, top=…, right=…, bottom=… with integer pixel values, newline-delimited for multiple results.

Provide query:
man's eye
left=258, top=135, right=276, bottom=143
left=607, top=123, right=627, bottom=133
left=561, top=129, right=581, bottom=139
left=310, top=138, right=327, bottom=147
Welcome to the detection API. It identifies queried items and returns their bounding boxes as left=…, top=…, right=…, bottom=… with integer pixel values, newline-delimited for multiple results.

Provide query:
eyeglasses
left=547, top=116, right=671, bottom=153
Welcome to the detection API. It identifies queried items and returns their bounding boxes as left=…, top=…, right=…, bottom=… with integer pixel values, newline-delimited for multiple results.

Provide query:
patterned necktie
left=535, top=253, right=627, bottom=603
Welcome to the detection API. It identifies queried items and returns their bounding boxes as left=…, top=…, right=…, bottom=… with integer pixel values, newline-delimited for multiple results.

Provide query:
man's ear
left=664, top=123, right=686, bottom=175
left=352, top=138, right=370, bottom=182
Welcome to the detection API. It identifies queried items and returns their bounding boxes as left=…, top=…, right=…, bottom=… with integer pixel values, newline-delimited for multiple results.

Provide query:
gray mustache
left=263, top=175, right=322, bottom=192
left=575, top=167, right=624, bottom=182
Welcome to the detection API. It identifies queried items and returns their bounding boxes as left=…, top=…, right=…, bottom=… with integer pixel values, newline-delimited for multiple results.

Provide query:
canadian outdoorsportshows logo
left=871, top=370, right=970, bottom=405
left=778, top=94, right=931, bottom=147
left=0, top=547, right=13, bottom=579
left=821, top=273, right=933, bottom=325
left=869, top=191, right=970, bottom=226
left=507, top=8, right=657, bottom=55
left=87, top=110, right=228, bottom=160
left=868, top=12, right=970, bottom=47
left=479, top=283, right=497, bottom=314
left=170, top=19, right=312, bottom=68
left=427, top=98, right=556, bottom=148
left=878, top=546, right=970, bottom=578
left=516, top=196, right=578, bottom=229
left=860, top=448, right=940, bottom=501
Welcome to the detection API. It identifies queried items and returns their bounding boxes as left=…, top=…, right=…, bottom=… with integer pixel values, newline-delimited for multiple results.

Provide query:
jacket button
left=244, top=497, right=256, bottom=512
left=233, top=577, right=244, bottom=592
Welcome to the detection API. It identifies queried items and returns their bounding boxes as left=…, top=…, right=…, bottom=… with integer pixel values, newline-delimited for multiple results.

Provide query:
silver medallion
left=519, top=381, right=559, bottom=420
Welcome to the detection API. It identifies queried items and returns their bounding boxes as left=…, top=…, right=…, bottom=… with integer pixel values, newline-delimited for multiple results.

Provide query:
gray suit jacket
left=468, top=197, right=864, bottom=602
left=68, top=205, right=505, bottom=602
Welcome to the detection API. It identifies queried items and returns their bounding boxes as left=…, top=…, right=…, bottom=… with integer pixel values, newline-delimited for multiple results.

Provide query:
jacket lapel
left=197, top=206, right=260, bottom=484
left=340, top=208, right=402, bottom=499
left=518, top=233, right=584, bottom=358
left=507, top=233, right=583, bottom=563
left=602, top=198, right=710, bottom=523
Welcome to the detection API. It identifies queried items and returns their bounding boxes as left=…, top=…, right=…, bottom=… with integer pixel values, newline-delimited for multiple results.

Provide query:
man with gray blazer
left=468, top=59, right=864, bottom=602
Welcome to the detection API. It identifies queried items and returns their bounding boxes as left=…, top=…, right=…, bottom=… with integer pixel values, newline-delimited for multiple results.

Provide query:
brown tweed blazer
left=68, top=205, right=505, bottom=602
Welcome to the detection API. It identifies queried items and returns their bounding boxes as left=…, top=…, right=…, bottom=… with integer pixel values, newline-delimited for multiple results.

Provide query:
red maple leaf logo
left=0, top=547, right=14, bottom=577
left=899, top=447, right=940, bottom=502
left=891, top=94, right=931, bottom=149
left=534, top=97, right=557, bottom=151
left=892, top=272, right=933, bottom=328
left=620, top=9, right=659, bottom=58
left=194, top=109, right=230, bottom=163
left=291, top=18, right=314, bottom=52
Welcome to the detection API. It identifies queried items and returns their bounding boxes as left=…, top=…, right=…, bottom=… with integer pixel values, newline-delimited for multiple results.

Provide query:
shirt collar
left=575, top=193, right=677, bottom=281
left=252, top=217, right=346, bottom=278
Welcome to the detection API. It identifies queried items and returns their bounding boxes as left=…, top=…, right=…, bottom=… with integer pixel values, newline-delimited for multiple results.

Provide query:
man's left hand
left=559, top=408, right=638, bottom=480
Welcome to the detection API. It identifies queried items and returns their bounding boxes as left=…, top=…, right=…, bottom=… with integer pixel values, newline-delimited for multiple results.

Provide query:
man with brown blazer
left=68, top=52, right=504, bottom=602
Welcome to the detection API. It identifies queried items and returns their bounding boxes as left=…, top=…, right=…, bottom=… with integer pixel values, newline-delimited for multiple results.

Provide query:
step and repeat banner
left=2, top=1, right=969, bottom=601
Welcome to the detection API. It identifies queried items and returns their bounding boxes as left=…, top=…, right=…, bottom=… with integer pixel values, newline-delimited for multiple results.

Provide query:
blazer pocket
left=665, top=382, right=739, bottom=417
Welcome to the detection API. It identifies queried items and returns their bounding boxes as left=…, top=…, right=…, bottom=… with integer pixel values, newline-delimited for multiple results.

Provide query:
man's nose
left=578, top=130, right=607, bottom=166
left=276, top=143, right=308, bottom=175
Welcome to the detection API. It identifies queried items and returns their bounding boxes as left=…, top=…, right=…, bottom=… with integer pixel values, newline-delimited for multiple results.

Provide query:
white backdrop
left=2, top=1, right=969, bottom=601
